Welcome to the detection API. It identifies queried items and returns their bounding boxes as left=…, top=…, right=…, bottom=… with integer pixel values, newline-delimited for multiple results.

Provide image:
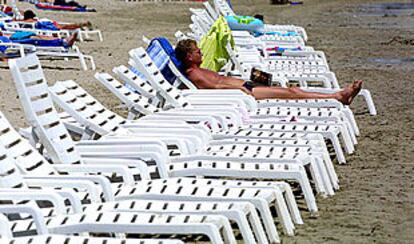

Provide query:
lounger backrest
left=145, top=39, right=197, bottom=90
left=0, top=111, right=56, bottom=176
left=190, top=8, right=215, bottom=26
left=191, top=15, right=210, bottom=34
left=112, top=65, right=158, bottom=99
left=129, top=48, right=193, bottom=109
left=203, top=1, right=220, bottom=20
left=189, top=18, right=206, bottom=39
left=214, top=0, right=235, bottom=16
left=49, top=81, right=129, bottom=136
left=95, top=72, right=160, bottom=116
left=9, top=54, right=83, bottom=165
left=0, top=141, right=27, bottom=189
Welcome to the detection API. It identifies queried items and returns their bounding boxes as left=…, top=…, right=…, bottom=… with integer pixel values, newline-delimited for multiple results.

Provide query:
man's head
left=23, top=10, right=36, bottom=20
left=175, top=39, right=202, bottom=68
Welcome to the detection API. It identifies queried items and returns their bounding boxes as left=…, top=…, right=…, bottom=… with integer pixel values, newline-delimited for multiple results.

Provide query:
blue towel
left=35, top=21, right=59, bottom=31
left=146, top=37, right=184, bottom=84
left=9, top=31, right=36, bottom=41
left=253, top=31, right=299, bottom=37
left=0, top=36, right=12, bottom=52
left=13, top=37, right=68, bottom=48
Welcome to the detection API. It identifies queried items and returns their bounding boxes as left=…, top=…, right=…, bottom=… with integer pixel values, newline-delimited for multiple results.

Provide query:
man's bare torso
left=186, top=66, right=245, bottom=89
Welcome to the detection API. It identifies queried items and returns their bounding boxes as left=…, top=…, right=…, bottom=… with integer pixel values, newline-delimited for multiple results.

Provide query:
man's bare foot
left=337, top=80, right=363, bottom=105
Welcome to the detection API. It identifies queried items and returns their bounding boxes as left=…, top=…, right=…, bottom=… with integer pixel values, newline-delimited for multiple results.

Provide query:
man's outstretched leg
left=252, top=80, right=363, bottom=105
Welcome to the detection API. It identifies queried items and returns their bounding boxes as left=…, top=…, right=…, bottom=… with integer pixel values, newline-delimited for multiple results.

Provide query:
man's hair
left=23, top=10, right=36, bottom=20
left=175, top=39, right=197, bottom=64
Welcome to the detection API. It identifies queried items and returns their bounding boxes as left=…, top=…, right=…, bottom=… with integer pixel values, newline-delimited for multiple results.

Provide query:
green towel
left=199, top=16, right=235, bottom=72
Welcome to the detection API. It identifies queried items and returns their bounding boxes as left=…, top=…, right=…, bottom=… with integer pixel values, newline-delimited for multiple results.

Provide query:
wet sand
left=0, top=0, right=413, bottom=243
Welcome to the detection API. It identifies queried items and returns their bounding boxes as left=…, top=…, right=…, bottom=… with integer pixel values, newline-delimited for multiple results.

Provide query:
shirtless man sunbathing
left=175, top=39, right=362, bottom=105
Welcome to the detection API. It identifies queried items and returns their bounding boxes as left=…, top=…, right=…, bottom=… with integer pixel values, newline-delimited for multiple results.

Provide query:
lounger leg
left=338, top=125, right=355, bottom=154
left=313, top=157, right=335, bottom=196
left=306, top=158, right=327, bottom=196
left=327, top=133, right=346, bottom=164
left=250, top=199, right=280, bottom=243
left=98, top=31, right=103, bottom=42
left=343, top=107, right=360, bottom=136
left=359, top=89, right=377, bottom=116
left=247, top=207, right=269, bottom=244
left=344, top=120, right=358, bottom=145
left=224, top=210, right=257, bottom=243
left=293, top=166, right=319, bottom=214
left=316, top=151, right=339, bottom=190
left=79, top=54, right=88, bottom=71
left=278, top=183, right=304, bottom=224
left=273, top=189, right=295, bottom=236
left=217, top=219, right=238, bottom=244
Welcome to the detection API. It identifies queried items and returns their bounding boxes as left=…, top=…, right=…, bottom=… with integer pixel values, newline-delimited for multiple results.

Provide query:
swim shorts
left=242, top=81, right=254, bottom=92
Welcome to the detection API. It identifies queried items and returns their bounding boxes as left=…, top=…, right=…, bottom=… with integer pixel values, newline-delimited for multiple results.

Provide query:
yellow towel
left=199, top=16, right=235, bottom=72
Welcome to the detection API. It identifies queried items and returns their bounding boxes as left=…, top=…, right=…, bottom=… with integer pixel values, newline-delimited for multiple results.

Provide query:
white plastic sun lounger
left=211, top=0, right=307, bottom=41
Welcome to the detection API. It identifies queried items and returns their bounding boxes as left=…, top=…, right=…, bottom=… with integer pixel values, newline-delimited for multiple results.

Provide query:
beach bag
left=225, top=15, right=264, bottom=33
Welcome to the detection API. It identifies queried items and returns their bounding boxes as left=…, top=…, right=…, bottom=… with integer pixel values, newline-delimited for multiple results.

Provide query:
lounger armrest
left=0, top=190, right=66, bottom=215
left=25, top=174, right=113, bottom=203
left=0, top=205, right=48, bottom=235
left=76, top=142, right=169, bottom=179
left=51, top=164, right=136, bottom=186
left=80, top=158, right=150, bottom=180
left=125, top=115, right=220, bottom=133
left=278, top=50, right=326, bottom=59
left=164, top=108, right=243, bottom=128
left=120, top=128, right=207, bottom=153
left=105, top=134, right=193, bottom=155
left=23, top=176, right=102, bottom=204
left=136, top=115, right=219, bottom=132
left=82, top=153, right=167, bottom=179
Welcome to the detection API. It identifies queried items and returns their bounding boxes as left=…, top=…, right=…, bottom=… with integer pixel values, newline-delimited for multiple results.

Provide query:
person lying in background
left=39, top=0, right=86, bottom=9
left=21, top=10, right=92, bottom=30
left=0, top=30, right=77, bottom=48
left=175, top=39, right=362, bottom=105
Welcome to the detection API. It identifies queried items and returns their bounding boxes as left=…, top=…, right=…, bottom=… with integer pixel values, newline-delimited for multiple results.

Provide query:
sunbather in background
left=22, top=10, right=92, bottom=30
left=175, top=39, right=362, bottom=105
left=0, top=30, right=77, bottom=48
left=39, top=0, right=86, bottom=8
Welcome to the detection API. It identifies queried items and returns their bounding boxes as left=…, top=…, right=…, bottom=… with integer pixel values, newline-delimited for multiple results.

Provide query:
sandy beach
left=0, top=0, right=413, bottom=243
